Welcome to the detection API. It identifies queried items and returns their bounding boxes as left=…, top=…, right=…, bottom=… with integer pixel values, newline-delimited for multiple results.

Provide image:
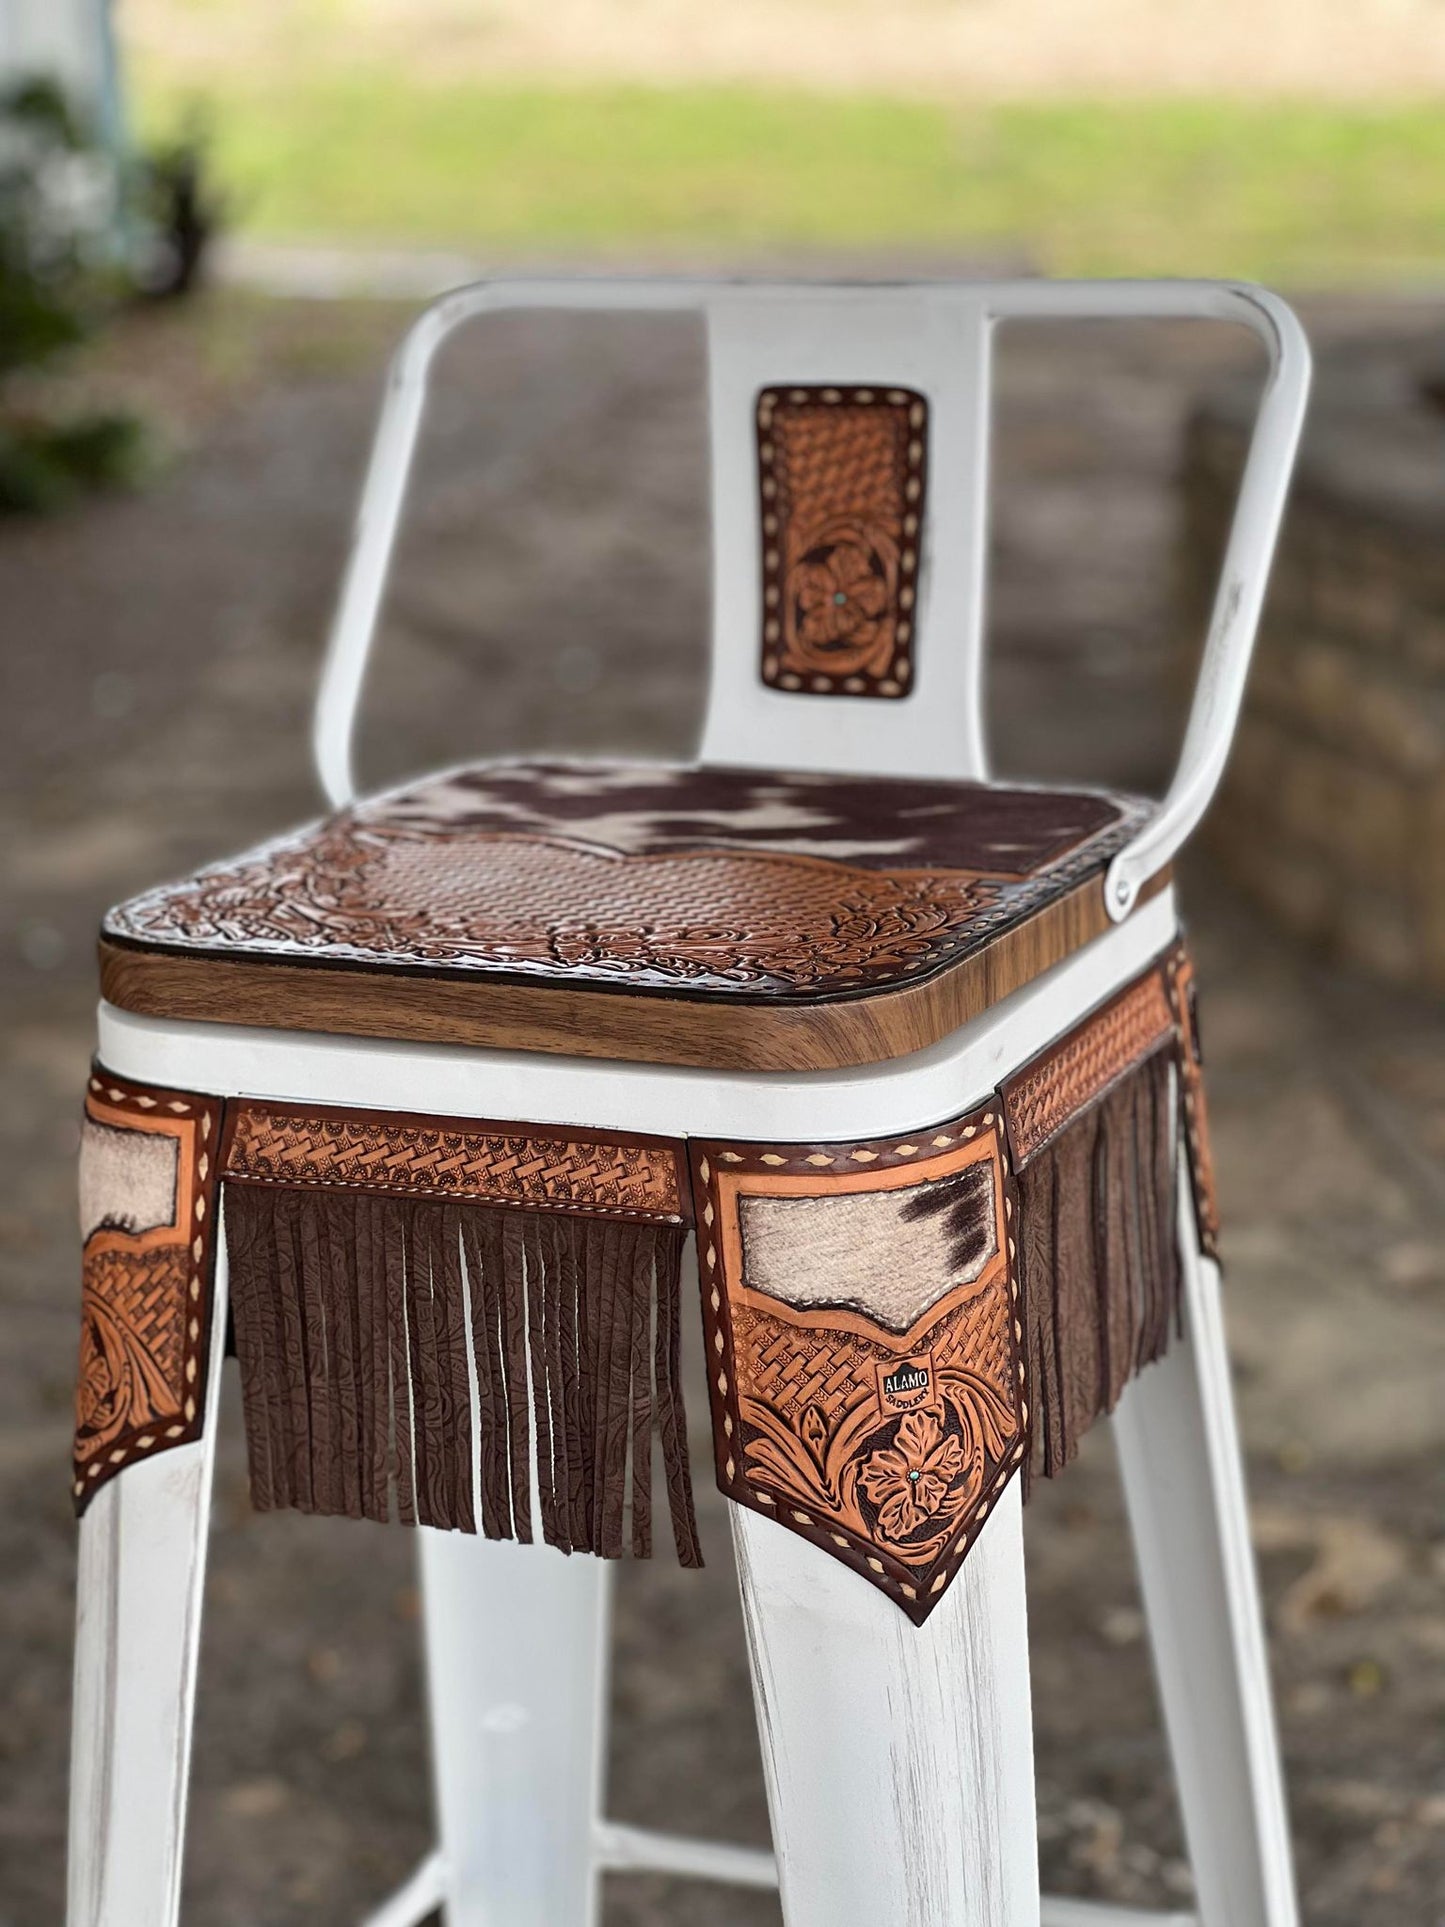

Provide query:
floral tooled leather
left=74, top=1069, right=223, bottom=1510
left=758, top=386, right=926, bottom=698
left=791, top=527, right=892, bottom=657
left=102, top=760, right=1145, bottom=1005
left=693, top=1108, right=1027, bottom=1622
left=861, top=1408, right=971, bottom=1541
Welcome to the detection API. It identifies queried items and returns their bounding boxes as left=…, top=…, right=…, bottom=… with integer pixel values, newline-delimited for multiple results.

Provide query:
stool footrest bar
left=1041, top=1901, right=1196, bottom=1927
left=358, top=1849, right=445, bottom=1927
left=593, top=1819, right=779, bottom=1889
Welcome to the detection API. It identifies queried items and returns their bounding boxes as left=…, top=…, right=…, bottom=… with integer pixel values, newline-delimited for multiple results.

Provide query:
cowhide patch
left=691, top=1106, right=1027, bottom=1624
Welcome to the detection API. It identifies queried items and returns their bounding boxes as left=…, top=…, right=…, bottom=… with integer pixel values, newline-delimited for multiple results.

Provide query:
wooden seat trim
left=99, top=869, right=1169, bottom=1074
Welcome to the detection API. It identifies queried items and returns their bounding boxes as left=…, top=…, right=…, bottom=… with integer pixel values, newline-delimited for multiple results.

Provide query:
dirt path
left=1, top=292, right=1441, bottom=1923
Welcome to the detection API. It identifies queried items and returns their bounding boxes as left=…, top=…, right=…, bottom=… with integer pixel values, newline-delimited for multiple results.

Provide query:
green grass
left=137, top=76, right=1445, bottom=282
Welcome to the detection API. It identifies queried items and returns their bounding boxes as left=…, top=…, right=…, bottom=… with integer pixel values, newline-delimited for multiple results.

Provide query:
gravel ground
left=1, top=291, right=1441, bottom=1925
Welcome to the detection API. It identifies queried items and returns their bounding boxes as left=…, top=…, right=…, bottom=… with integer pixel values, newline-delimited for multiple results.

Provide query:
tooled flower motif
left=74, top=1257, right=183, bottom=1462
left=858, top=1407, right=965, bottom=1540
left=790, top=539, right=890, bottom=652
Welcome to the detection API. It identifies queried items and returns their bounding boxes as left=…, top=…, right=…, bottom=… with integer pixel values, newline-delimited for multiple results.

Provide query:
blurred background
left=2, top=2, right=1442, bottom=1921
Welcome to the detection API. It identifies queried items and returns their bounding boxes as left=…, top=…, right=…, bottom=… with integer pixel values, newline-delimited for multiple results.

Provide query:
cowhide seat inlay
left=99, top=761, right=1154, bottom=1072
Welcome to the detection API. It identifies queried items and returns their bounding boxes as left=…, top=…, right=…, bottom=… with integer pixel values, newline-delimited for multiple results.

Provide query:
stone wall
left=1180, top=357, right=1445, bottom=993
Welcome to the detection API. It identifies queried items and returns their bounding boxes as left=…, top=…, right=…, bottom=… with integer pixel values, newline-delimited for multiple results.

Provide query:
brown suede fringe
left=73, top=944, right=1212, bottom=1617
left=224, top=1182, right=701, bottom=1565
left=1013, top=1045, right=1181, bottom=1484
left=213, top=961, right=1191, bottom=1568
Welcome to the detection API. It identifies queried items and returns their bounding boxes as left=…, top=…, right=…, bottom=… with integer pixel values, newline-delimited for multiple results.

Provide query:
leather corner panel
left=692, top=1107, right=1028, bottom=1624
left=758, top=385, right=927, bottom=698
left=74, top=1067, right=223, bottom=1511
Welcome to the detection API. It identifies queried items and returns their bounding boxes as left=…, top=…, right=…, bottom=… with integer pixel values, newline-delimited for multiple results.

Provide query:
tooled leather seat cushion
left=99, top=761, right=1153, bottom=1068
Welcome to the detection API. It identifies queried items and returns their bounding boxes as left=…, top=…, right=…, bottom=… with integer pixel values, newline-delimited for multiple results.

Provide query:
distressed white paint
left=417, top=1529, right=612, bottom=1926
left=593, top=1820, right=777, bottom=1888
left=67, top=1234, right=229, bottom=1927
left=735, top=1482, right=1039, bottom=1926
left=1110, top=1182, right=1300, bottom=1927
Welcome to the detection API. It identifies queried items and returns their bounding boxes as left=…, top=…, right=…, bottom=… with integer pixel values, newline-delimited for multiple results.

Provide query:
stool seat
left=99, top=759, right=1156, bottom=1072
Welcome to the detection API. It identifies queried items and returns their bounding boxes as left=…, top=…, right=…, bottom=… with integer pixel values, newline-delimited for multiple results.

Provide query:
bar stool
left=68, top=275, right=1309, bottom=1927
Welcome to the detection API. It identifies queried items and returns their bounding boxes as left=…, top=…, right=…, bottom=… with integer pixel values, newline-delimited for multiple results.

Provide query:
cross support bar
left=359, top=1841, right=1198, bottom=1922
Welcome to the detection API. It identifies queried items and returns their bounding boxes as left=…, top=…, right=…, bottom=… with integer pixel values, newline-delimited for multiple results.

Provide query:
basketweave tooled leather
left=74, top=1068, right=223, bottom=1511
left=758, top=385, right=927, bottom=697
left=691, top=1107, right=1028, bottom=1624
left=222, top=1099, right=689, bottom=1224
left=102, top=759, right=1147, bottom=1003
left=1000, top=964, right=1177, bottom=1169
left=995, top=941, right=1220, bottom=1257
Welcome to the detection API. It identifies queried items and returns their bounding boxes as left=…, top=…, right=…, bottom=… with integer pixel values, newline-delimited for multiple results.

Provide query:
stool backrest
left=699, top=287, right=990, bottom=782
left=314, top=277, right=1309, bottom=920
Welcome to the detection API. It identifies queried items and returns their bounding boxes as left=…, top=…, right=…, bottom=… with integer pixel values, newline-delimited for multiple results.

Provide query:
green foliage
left=0, top=79, right=217, bottom=513
left=135, top=75, right=1445, bottom=283
left=0, top=79, right=103, bottom=379
left=134, top=115, right=228, bottom=297
left=0, top=413, right=149, bottom=514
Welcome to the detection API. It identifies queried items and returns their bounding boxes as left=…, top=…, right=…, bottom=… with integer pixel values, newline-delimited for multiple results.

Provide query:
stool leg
left=418, top=1530, right=611, bottom=1926
left=1111, top=1185, right=1299, bottom=1927
left=733, top=1481, right=1039, bottom=1927
left=67, top=1248, right=228, bottom=1927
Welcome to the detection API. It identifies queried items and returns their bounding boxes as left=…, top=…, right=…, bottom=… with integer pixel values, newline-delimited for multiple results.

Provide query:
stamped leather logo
left=877, top=1352, right=939, bottom=1415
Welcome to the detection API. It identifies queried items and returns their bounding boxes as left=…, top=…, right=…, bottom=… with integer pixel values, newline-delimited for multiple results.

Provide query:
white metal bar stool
left=68, top=276, right=1309, bottom=1927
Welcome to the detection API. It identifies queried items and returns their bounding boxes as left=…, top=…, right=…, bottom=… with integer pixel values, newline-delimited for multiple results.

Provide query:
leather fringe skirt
left=75, top=941, right=1217, bottom=1622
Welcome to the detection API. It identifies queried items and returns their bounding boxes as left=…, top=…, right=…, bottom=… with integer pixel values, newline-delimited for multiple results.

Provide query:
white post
left=67, top=1240, right=229, bottom=1927
left=733, top=1482, right=1040, bottom=1927
left=1110, top=1182, right=1299, bottom=1927
left=418, top=1531, right=613, bottom=1926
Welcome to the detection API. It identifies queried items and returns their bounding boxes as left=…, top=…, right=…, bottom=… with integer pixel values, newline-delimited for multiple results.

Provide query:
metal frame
left=311, top=274, right=1310, bottom=920
left=69, top=274, right=1309, bottom=1927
